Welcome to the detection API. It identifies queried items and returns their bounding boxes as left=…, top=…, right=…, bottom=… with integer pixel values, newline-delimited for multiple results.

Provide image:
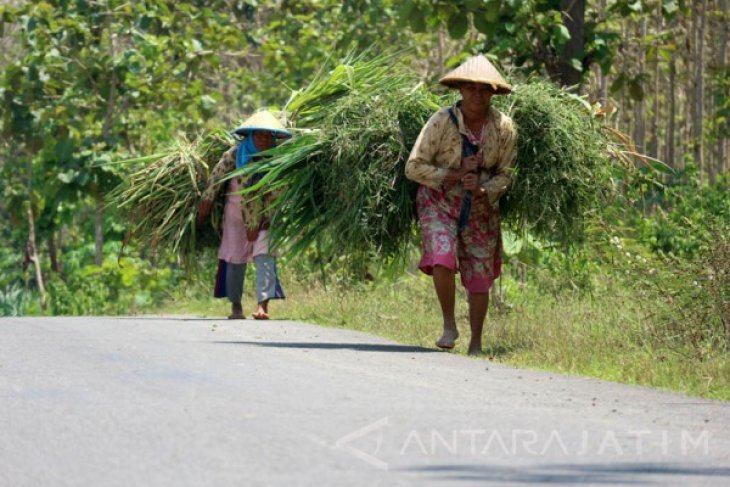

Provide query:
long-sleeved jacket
left=405, top=104, right=517, bottom=205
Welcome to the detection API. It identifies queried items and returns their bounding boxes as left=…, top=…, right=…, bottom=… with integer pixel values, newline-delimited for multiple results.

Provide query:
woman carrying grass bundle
left=196, top=111, right=291, bottom=320
left=405, top=54, right=516, bottom=355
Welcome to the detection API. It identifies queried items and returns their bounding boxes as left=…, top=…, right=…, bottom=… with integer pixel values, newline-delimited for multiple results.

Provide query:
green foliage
left=635, top=172, right=730, bottom=257
left=600, top=226, right=729, bottom=357
left=0, top=284, right=30, bottom=317
left=653, top=232, right=729, bottom=354
left=1, top=0, right=428, bottom=317
left=395, top=0, right=622, bottom=84
left=610, top=72, right=651, bottom=101
left=0, top=234, right=184, bottom=316
left=253, top=0, right=423, bottom=106
left=1, top=0, right=252, bottom=149
left=0, top=244, right=23, bottom=290
left=45, top=255, right=180, bottom=316
left=0, top=0, right=258, bottom=257
left=609, top=0, right=690, bottom=19
left=711, top=66, right=730, bottom=139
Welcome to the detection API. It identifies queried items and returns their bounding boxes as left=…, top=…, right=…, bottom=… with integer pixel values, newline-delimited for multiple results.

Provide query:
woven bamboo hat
left=233, top=110, right=291, bottom=138
left=439, top=54, right=512, bottom=95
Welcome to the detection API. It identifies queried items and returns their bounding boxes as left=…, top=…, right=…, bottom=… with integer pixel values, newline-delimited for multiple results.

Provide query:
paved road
left=1, top=317, right=728, bottom=486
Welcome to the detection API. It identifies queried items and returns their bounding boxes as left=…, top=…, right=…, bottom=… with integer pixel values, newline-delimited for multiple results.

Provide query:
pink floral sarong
left=416, top=183, right=502, bottom=293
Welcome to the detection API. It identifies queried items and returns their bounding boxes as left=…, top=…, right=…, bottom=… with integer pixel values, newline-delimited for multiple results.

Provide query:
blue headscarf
left=235, top=134, right=260, bottom=169
left=235, top=131, right=284, bottom=169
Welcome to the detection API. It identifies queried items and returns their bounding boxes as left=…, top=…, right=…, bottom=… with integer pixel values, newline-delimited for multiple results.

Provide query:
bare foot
left=467, top=342, right=483, bottom=356
left=253, top=301, right=270, bottom=320
left=252, top=311, right=270, bottom=320
left=436, top=327, right=459, bottom=349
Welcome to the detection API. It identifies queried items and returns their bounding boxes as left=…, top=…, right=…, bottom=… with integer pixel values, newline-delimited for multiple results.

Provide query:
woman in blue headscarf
left=197, top=111, right=291, bottom=320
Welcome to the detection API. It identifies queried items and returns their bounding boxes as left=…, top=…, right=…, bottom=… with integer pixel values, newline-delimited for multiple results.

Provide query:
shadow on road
left=403, top=463, right=730, bottom=484
left=214, top=340, right=439, bottom=353
left=107, top=317, right=224, bottom=321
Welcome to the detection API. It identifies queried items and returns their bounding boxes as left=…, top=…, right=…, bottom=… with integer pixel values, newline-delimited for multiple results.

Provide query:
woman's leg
left=433, top=265, right=459, bottom=348
left=467, top=292, right=489, bottom=355
left=226, top=263, right=246, bottom=319
left=257, top=299, right=269, bottom=316
left=415, top=184, right=460, bottom=348
left=253, top=254, right=277, bottom=319
left=458, top=194, right=502, bottom=354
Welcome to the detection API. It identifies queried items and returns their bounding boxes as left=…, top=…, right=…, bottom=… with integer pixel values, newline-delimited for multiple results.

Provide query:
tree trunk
left=648, top=6, right=661, bottom=161
left=692, top=0, right=707, bottom=181
left=676, top=12, right=688, bottom=172
left=48, top=234, right=61, bottom=273
left=436, top=28, right=444, bottom=81
left=619, top=23, right=631, bottom=138
left=94, top=0, right=113, bottom=266
left=598, top=68, right=608, bottom=102
left=557, top=0, right=585, bottom=88
left=667, top=56, right=677, bottom=171
left=59, top=224, right=69, bottom=251
left=102, top=0, right=117, bottom=144
left=26, top=206, right=47, bottom=310
left=633, top=17, right=647, bottom=154
left=94, top=185, right=104, bottom=267
left=715, top=0, right=728, bottom=180
left=598, top=0, right=608, bottom=101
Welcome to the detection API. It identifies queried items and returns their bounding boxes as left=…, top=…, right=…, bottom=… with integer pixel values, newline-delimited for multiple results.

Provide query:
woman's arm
left=405, top=111, right=453, bottom=188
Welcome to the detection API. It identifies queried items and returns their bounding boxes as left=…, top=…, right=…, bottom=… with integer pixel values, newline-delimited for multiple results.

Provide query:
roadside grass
left=158, top=266, right=729, bottom=402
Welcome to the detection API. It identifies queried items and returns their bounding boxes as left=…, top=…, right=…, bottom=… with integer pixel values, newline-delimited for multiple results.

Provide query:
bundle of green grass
left=109, top=130, right=233, bottom=263
left=237, top=54, right=439, bottom=267
left=113, top=53, right=625, bottom=267
left=492, top=81, right=618, bottom=245
left=239, top=55, right=622, bottom=265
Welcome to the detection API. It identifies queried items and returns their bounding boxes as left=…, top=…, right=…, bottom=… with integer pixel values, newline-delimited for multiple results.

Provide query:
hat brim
left=232, top=127, right=292, bottom=138
left=439, top=77, right=512, bottom=95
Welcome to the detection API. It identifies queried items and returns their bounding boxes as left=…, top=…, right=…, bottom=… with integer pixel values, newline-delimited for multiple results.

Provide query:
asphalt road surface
left=1, top=316, right=728, bottom=486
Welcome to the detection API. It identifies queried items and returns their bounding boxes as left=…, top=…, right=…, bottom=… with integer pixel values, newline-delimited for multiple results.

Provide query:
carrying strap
left=447, top=106, right=477, bottom=231
left=447, top=106, right=480, bottom=157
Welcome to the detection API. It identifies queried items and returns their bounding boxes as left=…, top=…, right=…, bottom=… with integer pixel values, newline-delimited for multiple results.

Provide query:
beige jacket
left=405, top=105, right=517, bottom=205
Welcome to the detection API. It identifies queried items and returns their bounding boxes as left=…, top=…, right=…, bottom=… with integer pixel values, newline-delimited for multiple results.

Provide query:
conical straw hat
left=439, top=54, right=512, bottom=94
left=233, top=110, right=291, bottom=137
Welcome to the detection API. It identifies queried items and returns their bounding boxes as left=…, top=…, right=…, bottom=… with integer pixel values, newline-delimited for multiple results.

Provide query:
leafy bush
left=0, top=284, right=30, bottom=316
left=45, top=255, right=181, bottom=316
left=646, top=227, right=729, bottom=354
left=603, top=223, right=729, bottom=357
left=635, top=171, right=730, bottom=258
left=0, top=246, right=24, bottom=290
